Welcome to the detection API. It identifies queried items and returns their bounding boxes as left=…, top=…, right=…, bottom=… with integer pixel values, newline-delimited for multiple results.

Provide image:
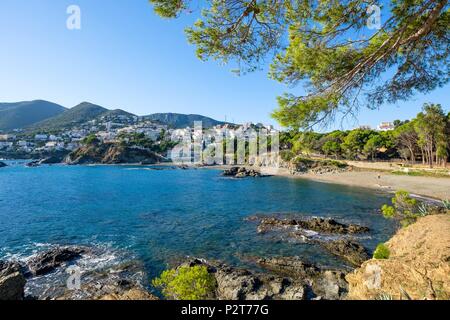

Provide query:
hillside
left=1, top=99, right=231, bottom=132
left=0, top=100, right=66, bottom=132
left=29, top=102, right=109, bottom=131
left=143, top=113, right=228, bottom=128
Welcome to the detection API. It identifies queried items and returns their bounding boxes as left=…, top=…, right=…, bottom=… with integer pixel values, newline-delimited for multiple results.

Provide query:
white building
left=35, top=134, right=48, bottom=141
left=377, top=122, right=395, bottom=131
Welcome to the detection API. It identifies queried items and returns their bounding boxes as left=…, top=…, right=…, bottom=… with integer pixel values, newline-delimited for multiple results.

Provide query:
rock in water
left=0, top=261, right=26, bottom=300
left=26, top=246, right=87, bottom=276
left=255, top=216, right=369, bottom=235
left=39, top=156, right=62, bottom=165
left=222, top=167, right=262, bottom=178
left=0, top=161, right=7, bottom=168
left=322, top=240, right=369, bottom=267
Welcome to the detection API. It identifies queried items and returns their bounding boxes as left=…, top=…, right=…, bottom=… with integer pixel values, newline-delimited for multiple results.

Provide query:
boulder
left=26, top=246, right=87, bottom=276
left=256, top=257, right=348, bottom=300
left=222, top=167, right=261, bottom=178
left=0, top=261, right=26, bottom=300
left=321, top=240, right=369, bottom=267
left=0, top=161, right=7, bottom=168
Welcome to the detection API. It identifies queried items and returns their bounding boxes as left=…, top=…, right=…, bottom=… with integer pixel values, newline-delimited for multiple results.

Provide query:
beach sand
left=258, top=166, right=450, bottom=200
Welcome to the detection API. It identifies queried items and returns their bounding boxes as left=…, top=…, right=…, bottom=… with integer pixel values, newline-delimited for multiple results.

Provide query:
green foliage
left=152, top=265, right=216, bottom=300
left=381, top=204, right=396, bottom=219
left=442, top=200, right=450, bottom=210
left=381, top=190, right=422, bottom=227
left=280, top=150, right=295, bottom=162
left=150, top=0, right=450, bottom=129
left=373, top=243, right=390, bottom=259
left=82, top=134, right=99, bottom=145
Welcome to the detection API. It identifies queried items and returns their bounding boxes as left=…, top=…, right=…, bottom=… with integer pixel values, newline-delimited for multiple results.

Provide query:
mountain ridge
left=0, top=100, right=67, bottom=131
left=0, top=100, right=232, bottom=132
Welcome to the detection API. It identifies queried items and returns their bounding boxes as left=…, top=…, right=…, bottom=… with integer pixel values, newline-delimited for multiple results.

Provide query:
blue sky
left=0, top=0, right=448, bottom=130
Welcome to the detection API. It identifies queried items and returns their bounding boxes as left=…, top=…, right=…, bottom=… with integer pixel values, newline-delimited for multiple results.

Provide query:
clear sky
left=0, top=0, right=448, bottom=130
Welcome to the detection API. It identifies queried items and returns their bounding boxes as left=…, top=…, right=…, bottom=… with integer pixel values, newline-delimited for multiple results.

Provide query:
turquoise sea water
left=0, top=162, right=396, bottom=280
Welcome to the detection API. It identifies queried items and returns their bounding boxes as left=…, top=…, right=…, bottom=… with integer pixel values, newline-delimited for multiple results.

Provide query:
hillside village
left=0, top=100, right=280, bottom=160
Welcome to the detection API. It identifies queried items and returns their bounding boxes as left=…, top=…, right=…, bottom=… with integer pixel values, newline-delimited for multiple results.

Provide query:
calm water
left=0, top=162, right=396, bottom=279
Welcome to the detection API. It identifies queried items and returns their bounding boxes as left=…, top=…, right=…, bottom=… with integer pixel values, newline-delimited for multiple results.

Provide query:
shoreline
left=205, top=164, right=450, bottom=201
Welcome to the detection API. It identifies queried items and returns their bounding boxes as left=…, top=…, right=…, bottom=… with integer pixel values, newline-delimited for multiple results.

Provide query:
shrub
left=373, top=243, right=390, bottom=259
left=152, top=265, right=216, bottom=300
left=442, top=200, right=450, bottom=210
left=380, top=190, right=421, bottom=227
left=280, top=150, right=295, bottom=162
left=82, top=134, right=99, bottom=145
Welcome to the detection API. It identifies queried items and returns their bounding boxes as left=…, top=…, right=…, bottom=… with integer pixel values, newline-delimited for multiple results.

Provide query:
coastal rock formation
left=256, top=257, right=348, bottom=300
left=346, top=214, right=450, bottom=300
left=0, top=261, right=26, bottom=300
left=39, top=156, right=63, bottom=165
left=26, top=246, right=87, bottom=276
left=0, top=161, right=7, bottom=168
left=98, top=288, right=159, bottom=300
left=25, top=160, right=40, bottom=167
left=321, top=240, right=369, bottom=267
left=222, top=167, right=261, bottom=178
left=255, top=216, right=369, bottom=235
left=64, top=143, right=163, bottom=165
left=186, top=259, right=306, bottom=300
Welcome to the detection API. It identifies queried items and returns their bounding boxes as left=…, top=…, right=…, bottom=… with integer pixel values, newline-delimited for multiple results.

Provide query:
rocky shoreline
left=0, top=245, right=158, bottom=300
left=2, top=214, right=449, bottom=300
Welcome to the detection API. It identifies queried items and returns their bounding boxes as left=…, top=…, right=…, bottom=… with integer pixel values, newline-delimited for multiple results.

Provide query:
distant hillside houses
left=357, top=122, right=395, bottom=131
left=377, top=122, right=395, bottom=131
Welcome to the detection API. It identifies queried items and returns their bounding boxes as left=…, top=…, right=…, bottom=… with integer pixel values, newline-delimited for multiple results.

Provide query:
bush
left=152, top=265, right=216, bottom=300
left=442, top=200, right=450, bottom=210
left=82, top=134, right=99, bottom=145
left=373, top=243, right=390, bottom=259
left=380, top=190, right=421, bottom=227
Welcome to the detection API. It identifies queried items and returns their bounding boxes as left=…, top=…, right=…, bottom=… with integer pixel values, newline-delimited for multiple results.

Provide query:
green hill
left=30, top=102, right=110, bottom=131
left=143, top=113, right=228, bottom=128
left=0, top=100, right=66, bottom=132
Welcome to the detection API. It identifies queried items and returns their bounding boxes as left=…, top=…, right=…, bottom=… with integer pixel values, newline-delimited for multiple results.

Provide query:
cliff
left=64, top=143, right=164, bottom=165
left=346, top=214, right=450, bottom=300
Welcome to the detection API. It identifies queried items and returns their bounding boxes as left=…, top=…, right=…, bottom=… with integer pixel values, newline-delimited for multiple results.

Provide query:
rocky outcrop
left=186, top=259, right=306, bottom=300
left=346, top=214, right=450, bottom=300
left=65, top=143, right=163, bottom=165
left=256, top=257, right=348, bottom=300
left=222, top=167, right=262, bottom=178
left=26, top=246, right=87, bottom=276
left=25, top=160, right=40, bottom=167
left=39, top=156, right=63, bottom=165
left=255, top=216, right=369, bottom=235
left=321, top=240, right=369, bottom=267
left=0, top=261, right=26, bottom=300
left=250, top=216, right=371, bottom=267
left=0, top=161, right=7, bottom=168
left=98, top=288, right=159, bottom=300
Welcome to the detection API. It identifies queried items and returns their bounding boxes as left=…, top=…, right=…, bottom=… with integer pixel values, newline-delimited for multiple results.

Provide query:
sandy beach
left=257, top=166, right=450, bottom=200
